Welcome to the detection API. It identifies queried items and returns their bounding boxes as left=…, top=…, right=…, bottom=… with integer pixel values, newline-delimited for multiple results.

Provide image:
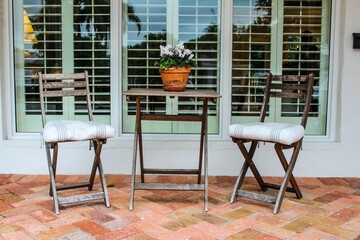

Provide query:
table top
left=123, top=88, right=221, bottom=99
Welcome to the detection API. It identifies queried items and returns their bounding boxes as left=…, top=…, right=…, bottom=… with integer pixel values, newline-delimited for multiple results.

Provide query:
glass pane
left=23, top=3, right=63, bottom=120
left=14, top=0, right=111, bottom=132
left=282, top=0, right=324, bottom=119
left=231, top=0, right=271, bottom=117
left=73, top=0, right=111, bottom=116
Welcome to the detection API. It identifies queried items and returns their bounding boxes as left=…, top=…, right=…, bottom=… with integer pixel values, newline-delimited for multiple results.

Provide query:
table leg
left=203, top=98, right=209, bottom=212
left=129, top=97, right=141, bottom=210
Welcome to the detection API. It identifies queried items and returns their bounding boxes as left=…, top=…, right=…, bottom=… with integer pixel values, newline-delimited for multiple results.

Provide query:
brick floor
left=0, top=175, right=359, bottom=239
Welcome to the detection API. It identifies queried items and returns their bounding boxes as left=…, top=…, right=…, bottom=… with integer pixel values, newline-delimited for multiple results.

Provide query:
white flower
left=184, top=49, right=192, bottom=56
left=156, top=43, right=196, bottom=70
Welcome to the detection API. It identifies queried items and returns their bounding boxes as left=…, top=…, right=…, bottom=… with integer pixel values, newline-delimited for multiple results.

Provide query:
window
left=231, top=0, right=330, bottom=135
left=13, top=0, right=111, bottom=132
left=122, top=0, right=221, bottom=134
left=11, top=0, right=332, bottom=137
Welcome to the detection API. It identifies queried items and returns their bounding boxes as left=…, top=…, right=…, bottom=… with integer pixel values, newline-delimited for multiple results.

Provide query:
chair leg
left=49, top=144, right=58, bottom=197
left=273, top=142, right=302, bottom=214
left=88, top=140, right=103, bottom=190
left=88, top=140, right=110, bottom=208
left=274, top=143, right=303, bottom=199
left=230, top=161, right=249, bottom=203
left=45, top=143, right=60, bottom=215
left=230, top=140, right=267, bottom=204
left=237, top=140, right=267, bottom=191
left=97, top=160, right=110, bottom=208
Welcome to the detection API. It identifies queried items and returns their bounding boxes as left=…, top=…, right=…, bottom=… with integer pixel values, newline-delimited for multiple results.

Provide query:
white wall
left=0, top=0, right=359, bottom=177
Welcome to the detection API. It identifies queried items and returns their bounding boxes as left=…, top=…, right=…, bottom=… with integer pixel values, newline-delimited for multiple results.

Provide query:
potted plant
left=155, top=43, right=197, bottom=91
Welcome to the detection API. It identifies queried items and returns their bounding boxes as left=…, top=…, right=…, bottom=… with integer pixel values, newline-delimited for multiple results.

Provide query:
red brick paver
left=0, top=175, right=359, bottom=239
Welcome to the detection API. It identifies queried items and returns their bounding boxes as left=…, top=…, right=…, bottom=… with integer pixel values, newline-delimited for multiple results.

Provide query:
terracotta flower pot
left=160, top=67, right=191, bottom=92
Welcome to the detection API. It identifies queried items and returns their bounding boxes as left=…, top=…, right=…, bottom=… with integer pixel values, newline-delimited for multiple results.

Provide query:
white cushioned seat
left=43, top=120, right=116, bottom=142
left=229, top=122, right=304, bottom=145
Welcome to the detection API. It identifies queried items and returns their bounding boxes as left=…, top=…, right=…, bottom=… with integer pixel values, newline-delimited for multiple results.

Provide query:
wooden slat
left=237, top=190, right=277, bottom=204
left=143, top=168, right=199, bottom=175
left=41, top=72, right=86, bottom=80
left=56, top=182, right=90, bottom=191
left=43, top=81, right=87, bottom=89
left=269, top=83, right=308, bottom=91
left=43, top=89, right=87, bottom=97
left=269, top=92, right=305, bottom=99
left=272, top=75, right=308, bottom=82
left=263, top=182, right=298, bottom=193
left=141, top=115, right=203, bottom=122
left=134, top=183, right=205, bottom=191
left=58, top=192, right=105, bottom=205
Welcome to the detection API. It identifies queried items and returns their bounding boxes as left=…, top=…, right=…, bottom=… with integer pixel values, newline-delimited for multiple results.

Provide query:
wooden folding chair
left=38, top=71, right=115, bottom=214
left=228, top=73, right=314, bottom=214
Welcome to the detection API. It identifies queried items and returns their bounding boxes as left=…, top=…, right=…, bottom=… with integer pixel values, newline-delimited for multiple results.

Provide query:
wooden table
left=123, top=88, right=221, bottom=211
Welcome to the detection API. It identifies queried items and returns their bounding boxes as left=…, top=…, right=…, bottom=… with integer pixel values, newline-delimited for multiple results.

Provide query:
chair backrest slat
left=42, top=81, right=87, bottom=89
left=38, top=71, right=93, bottom=127
left=269, top=83, right=308, bottom=91
left=269, top=92, right=305, bottom=99
left=271, top=75, right=309, bottom=82
left=40, top=72, right=86, bottom=80
left=42, top=89, right=88, bottom=97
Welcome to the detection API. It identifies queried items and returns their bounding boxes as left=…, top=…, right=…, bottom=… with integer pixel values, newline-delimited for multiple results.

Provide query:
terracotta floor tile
left=132, top=221, right=171, bottom=239
left=134, top=210, right=172, bottom=226
left=226, top=228, right=263, bottom=240
left=1, top=230, right=34, bottom=240
left=0, top=192, right=23, bottom=205
left=30, top=209, right=58, bottom=223
left=222, top=207, right=254, bottom=220
left=320, top=197, right=357, bottom=213
left=162, top=215, right=200, bottom=231
left=97, top=226, right=140, bottom=240
left=0, top=201, right=13, bottom=213
left=289, top=227, right=330, bottom=240
left=189, top=235, right=219, bottom=240
left=80, top=207, right=116, bottom=224
left=159, top=225, right=203, bottom=240
left=125, top=232, right=157, bottom=240
left=61, top=230, right=95, bottom=240
left=0, top=225, right=21, bottom=235
left=1, top=204, right=43, bottom=217
left=192, top=212, right=228, bottom=226
left=73, top=219, right=110, bottom=236
left=46, top=212, right=88, bottom=228
left=330, top=207, right=360, bottom=222
left=340, top=216, right=360, bottom=232
left=318, top=178, right=352, bottom=187
left=283, top=216, right=318, bottom=233
left=191, top=222, right=234, bottom=239
left=252, top=221, right=296, bottom=239
left=313, top=223, right=359, bottom=239
left=13, top=216, right=50, bottom=235
left=36, top=224, right=78, bottom=240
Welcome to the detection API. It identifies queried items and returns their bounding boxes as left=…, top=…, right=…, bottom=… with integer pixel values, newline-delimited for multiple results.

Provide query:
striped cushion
left=229, top=122, right=304, bottom=145
left=43, top=120, right=115, bottom=142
